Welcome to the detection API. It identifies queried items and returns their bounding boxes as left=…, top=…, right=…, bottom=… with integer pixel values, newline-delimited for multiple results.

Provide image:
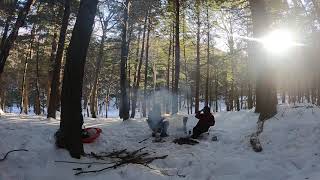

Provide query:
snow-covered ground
left=1, top=104, right=320, bottom=180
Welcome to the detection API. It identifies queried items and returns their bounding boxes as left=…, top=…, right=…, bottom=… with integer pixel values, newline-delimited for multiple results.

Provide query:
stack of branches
left=56, top=147, right=168, bottom=175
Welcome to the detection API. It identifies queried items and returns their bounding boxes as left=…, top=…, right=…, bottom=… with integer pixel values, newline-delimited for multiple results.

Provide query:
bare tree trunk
left=172, top=0, right=180, bottom=114
left=190, top=85, right=193, bottom=113
left=133, top=27, right=142, bottom=87
left=47, top=0, right=71, bottom=118
left=204, top=1, right=210, bottom=107
left=21, top=55, right=29, bottom=114
left=0, top=0, right=35, bottom=74
left=249, top=0, right=277, bottom=120
left=247, top=38, right=254, bottom=109
left=34, top=40, right=41, bottom=115
left=131, top=12, right=148, bottom=118
left=105, top=89, right=110, bottom=118
left=106, top=60, right=116, bottom=118
left=142, top=17, right=151, bottom=117
left=215, top=69, right=219, bottom=112
left=47, top=31, right=58, bottom=107
left=119, top=0, right=131, bottom=120
left=195, top=0, right=201, bottom=113
left=127, top=27, right=134, bottom=111
left=171, top=23, right=175, bottom=94
left=153, top=61, right=157, bottom=92
left=83, top=90, right=89, bottom=117
left=225, top=80, right=230, bottom=111
left=209, top=81, right=213, bottom=107
left=166, top=24, right=172, bottom=114
left=90, top=31, right=106, bottom=118
left=0, top=10, right=14, bottom=112
left=182, top=11, right=189, bottom=114
left=56, top=0, right=98, bottom=159
left=281, top=87, right=286, bottom=103
left=240, top=85, right=244, bottom=109
left=47, top=6, right=59, bottom=107
left=21, top=27, right=35, bottom=114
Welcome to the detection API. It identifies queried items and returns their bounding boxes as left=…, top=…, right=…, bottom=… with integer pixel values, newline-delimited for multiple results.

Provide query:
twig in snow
left=0, top=149, right=28, bottom=161
left=273, top=116, right=280, bottom=120
left=55, top=160, right=115, bottom=165
left=74, top=147, right=167, bottom=176
left=138, top=137, right=150, bottom=143
left=85, top=149, right=127, bottom=159
left=130, top=147, right=146, bottom=156
left=75, top=154, right=142, bottom=175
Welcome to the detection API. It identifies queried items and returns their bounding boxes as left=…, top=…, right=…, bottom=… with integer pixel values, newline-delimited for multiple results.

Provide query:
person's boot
left=155, top=133, right=162, bottom=142
left=191, top=134, right=198, bottom=139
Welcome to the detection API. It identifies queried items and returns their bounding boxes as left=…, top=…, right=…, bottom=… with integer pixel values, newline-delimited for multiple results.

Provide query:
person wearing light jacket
left=146, top=104, right=169, bottom=138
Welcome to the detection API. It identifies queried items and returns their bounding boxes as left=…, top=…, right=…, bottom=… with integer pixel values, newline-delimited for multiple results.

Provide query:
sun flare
left=261, top=30, right=296, bottom=54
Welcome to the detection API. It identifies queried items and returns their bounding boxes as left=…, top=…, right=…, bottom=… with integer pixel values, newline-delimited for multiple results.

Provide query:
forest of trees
left=1, top=0, right=320, bottom=157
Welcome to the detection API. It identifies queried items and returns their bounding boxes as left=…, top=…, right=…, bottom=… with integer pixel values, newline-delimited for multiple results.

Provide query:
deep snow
left=1, top=104, right=320, bottom=180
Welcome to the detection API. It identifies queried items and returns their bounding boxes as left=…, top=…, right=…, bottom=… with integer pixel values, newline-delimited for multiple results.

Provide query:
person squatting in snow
left=191, top=106, right=215, bottom=139
left=146, top=104, right=169, bottom=139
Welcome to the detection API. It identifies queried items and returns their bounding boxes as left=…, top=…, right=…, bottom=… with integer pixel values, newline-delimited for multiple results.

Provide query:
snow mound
left=0, top=108, right=4, bottom=115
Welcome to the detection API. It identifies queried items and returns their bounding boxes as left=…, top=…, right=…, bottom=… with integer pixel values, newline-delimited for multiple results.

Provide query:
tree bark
left=249, top=0, right=277, bottom=120
left=47, top=31, right=58, bottom=107
left=195, top=0, right=201, bottom=113
left=56, top=0, right=98, bottom=159
left=166, top=24, right=172, bottom=114
left=47, top=0, right=71, bottom=119
left=205, top=2, right=210, bottom=107
left=34, top=40, right=41, bottom=115
left=131, top=12, right=148, bottom=118
left=90, top=31, right=106, bottom=118
left=182, top=11, right=189, bottom=114
left=172, top=0, right=180, bottom=114
left=21, top=27, right=35, bottom=114
left=142, top=17, right=151, bottom=118
left=133, top=26, right=142, bottom=87
left=119, top=0, right=131, bottom=120
left=215, top=76, right=218, bottom=112
left=21, top=55, right=29, bottom=114
left=0, top=0, right=35, bottom=74
left=171, top=22, right=175, bottom=97
left=47, top=5, right=60, bottom=107
left=127, top=26, right=134, bottom=111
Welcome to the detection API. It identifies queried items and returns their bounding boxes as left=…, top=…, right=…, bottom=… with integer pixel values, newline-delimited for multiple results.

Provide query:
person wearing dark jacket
left=191, top=106, right=215, bottom=139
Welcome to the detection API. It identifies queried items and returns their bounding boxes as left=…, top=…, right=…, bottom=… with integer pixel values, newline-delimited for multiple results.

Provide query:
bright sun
left=261, top=30, right=295, bottom=54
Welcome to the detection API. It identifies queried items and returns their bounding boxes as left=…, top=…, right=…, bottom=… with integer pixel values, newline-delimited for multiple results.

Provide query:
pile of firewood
left=56, top=147, right=168, bottom=175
